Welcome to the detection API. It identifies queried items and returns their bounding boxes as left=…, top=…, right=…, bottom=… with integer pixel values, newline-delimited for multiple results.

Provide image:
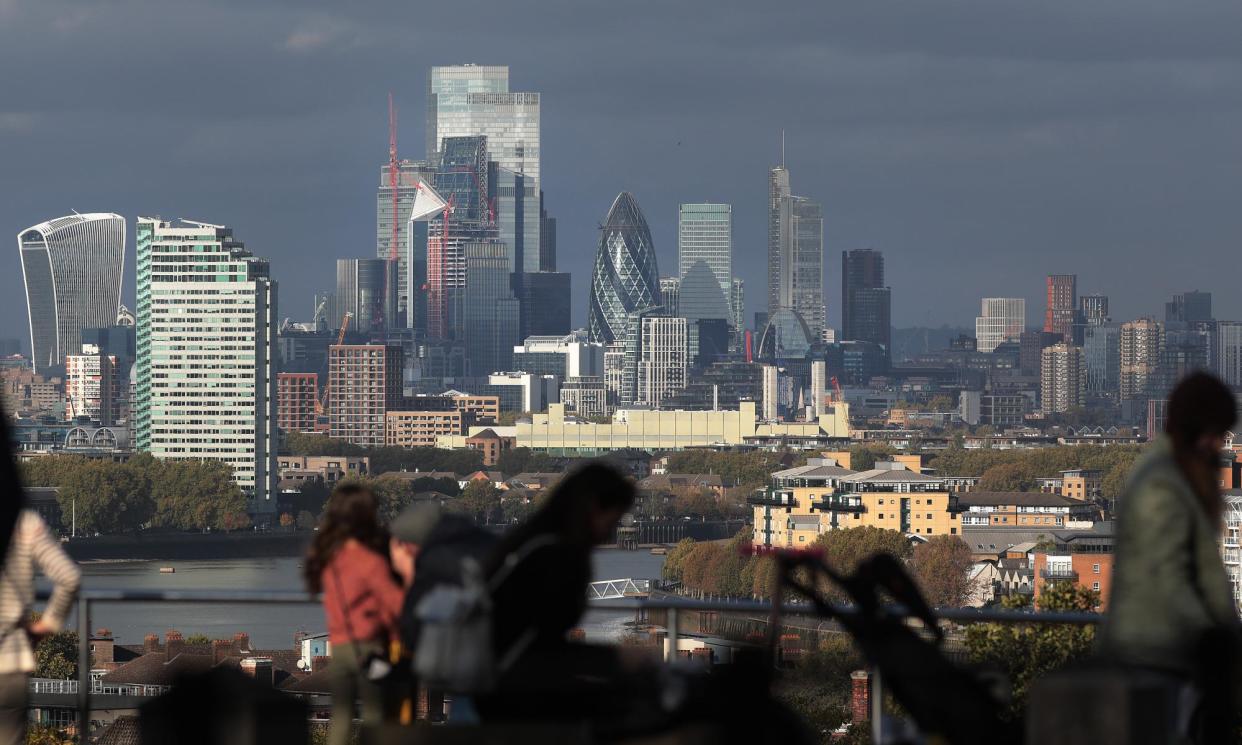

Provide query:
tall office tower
left=463, top=242, right=520, bottom=375
left=276, top=372, right=318, bottom=435
left=65, top=346, right=117, bottom=424
left=975, top=298, right=1026, bottom=353
left=767, top=168, right=825, bottom=336
left=811, top=360, right=827, bottom=418
left=377, top=160, right=435, bottom=328
left=762, top=364, right=779, bottom=421
left=335, top=259, right=393, bottom=335
left=426, top=136, right=502, bottom=340
left=405, top=180, right=450, bottom=336
left=328, top=344, right=403, bottom=446
left=513, top=272, right=571, bottom=338
left=1079, top=294, right=1110, bottom=325
left=1157, top=328, right=1211, bottom=396
left=427, top=65, right=540, bottom=271
left=679, top=260, right=732, bottom=365
left=1083, top=323, right=1121, bottom=394
left=539, top=195, right=557, bottom=271
left=1043, top=274, right=1077, bottom=343
left=1040, top=343, right=1086, bottom=414
left=1165, top=290, right=1213, bottom=325
left=730, top=278, right=745, bottom=333
left=134, top=218, right=276, bottom=514
left=659, top=277, right=681, bottom=316
left=587, top=192, right=660, bottom=344
left=841, top=249, right=890, bottom=354
left=1120, top=318, right=1164, bottom=400
left=1216, top=322, right=1242, bottom=387
left=493, top=166, right=541, bottom=275
left=678, top=204, right=732, bottom=301
left=635, top=316, right=688, bottom=409
left=18, top=213, right=125, bottom=374
left=603, top=342, right=625, bottom=405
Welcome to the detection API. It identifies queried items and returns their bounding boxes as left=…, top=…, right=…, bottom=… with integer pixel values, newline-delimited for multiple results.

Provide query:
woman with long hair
left=478, top=461, right=636, bottom=719
left=1100, top=372, right=1242, bottom=741
left=304, top=483, right=405, bottom=745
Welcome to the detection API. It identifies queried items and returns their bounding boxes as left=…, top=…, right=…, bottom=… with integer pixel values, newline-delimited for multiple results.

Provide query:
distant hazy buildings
left=767, top=167, right=825, bottom=337
left=1216, top=322, right=1242, bottom=387
left=975, top=298, right=1026, bottom=353
left=1083, top=323, right=1121, bottom=394
left=18, top=213, right=125, bottom=374
left=134, top=218, right=276, bottom=515
left=1041, top=343, right=1086, bottom=414
left=513, top=272, right=571, bottom=338
left=587, top=193, right=660, bottom=344
left=65, top=346, right=118, bottom=425
left=335, top=258, right=392, bottom=335
left=1044, top=274, right=1077, bottom=343
left=462, top=241, right=520, bottom=375
left=1079, top=294, right=1110, bottom=326
left=841, top=250, right=891, bottom=358
left=377, top=160, right=435, bottom=329
left=1166, top=290, right=1212, bottom=325
left=1120, top=318, right=1164, bottom=401
left=678, top=204, right=732, bottom=300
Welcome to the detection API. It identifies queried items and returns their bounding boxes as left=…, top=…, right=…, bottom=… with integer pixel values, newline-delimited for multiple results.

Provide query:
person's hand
left=26, top=619, right=55, bottom=645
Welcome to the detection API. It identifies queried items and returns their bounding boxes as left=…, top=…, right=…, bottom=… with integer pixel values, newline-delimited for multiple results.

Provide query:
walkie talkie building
left=587, top=192, right=659, bottom=344
left=18, top=213, right=125, bottom=374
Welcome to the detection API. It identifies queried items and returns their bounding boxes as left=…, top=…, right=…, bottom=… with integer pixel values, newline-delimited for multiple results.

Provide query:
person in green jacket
left=1099, top=372, right=1241, bottom=741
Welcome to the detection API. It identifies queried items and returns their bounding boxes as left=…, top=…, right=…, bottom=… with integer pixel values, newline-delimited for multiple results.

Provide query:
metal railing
left=40, top=588, right=1100, bottom=743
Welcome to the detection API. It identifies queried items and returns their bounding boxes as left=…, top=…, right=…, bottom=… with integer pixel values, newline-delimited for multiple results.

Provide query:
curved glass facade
left=18, top=213, right=125, bottom=373
left=587, top=192, right=659, bottom=344
left=758, top=308, right=814, bottom=362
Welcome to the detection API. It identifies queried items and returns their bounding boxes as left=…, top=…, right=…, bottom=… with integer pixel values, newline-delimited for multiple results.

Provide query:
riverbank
left=64, top=532, right=310, bottom=562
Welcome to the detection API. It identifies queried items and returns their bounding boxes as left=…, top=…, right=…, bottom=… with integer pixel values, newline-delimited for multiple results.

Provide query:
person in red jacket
left=304, top=483, right=407, bottom=745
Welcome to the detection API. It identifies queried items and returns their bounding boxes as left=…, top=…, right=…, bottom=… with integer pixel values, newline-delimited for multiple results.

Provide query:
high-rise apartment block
left=767, top=167, right=825, bottom=337
left=328, top=344, right=403, bottom=447
left=1044, top=274, right=1077, bottom=343
left=678, top=204, right=732, bottom=302
left=975, top=298, right=1026, bottom=353
left=635, top=316, right=688, bottom=409
left=1079, top=294, right=1110, bottom=326
left=659, top=277, right=680, bottom=317
left=18, top=213, right=125, bottom=374
left=276, top=372, right=318, bottom=435
left=65, top=346, right=117, bottom=425
left=841, top=250, right=891, bottom=357
left=1120, top=318, right=1164, bottom=401
left=135, top=218, right=277, bottom=514
left=1217, top=322, right=1242, bottom=387
left=1041, top=343, right=1086, bottom=414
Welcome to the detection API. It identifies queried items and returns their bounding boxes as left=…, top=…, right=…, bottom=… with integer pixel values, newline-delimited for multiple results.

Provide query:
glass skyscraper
left=587, top=192, right=660, bottom=345
left=975, top=298, right=1026, bottom=353
left=842, top=249, right=891, bottom=357
left=335, top=258, right=392, bottom=337
left=463, top=241, right=520, bottom=376
left=377, top=160, right=435, bottom=329
left=18, top=213, right=125, bottom=374
left=427, top=65, right=541, bottom=273
left=135, top=218, right=276, bottom=518
left=767, top=167, right=825, bottom=337
left=678, top=203, right=732, bottom=301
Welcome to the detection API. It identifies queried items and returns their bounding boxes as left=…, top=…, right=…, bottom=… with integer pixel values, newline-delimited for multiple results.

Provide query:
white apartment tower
left=975, top=298, right=1026, bottom=353
left=636, top=317, right=688, bottom=408
left=135, top=218, right=277, bottom=517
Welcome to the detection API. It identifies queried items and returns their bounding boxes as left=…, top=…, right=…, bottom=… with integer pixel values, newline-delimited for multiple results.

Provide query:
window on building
left=950, top=528, right=957, bottom=535
left=1093, top=563, right=1100, bottom=574
left=1092, top=582, right=1100, bottom=591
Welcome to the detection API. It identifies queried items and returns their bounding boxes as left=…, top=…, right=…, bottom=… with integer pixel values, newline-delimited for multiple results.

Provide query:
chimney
left=850, top=670, right=870, bottom=725
left=165, top=631, right=184, bottom=662
left=240, top=657, right=274, bottom=687
left=143, top=634, right=160, bottom=655
left=233, top=632, right=251, bottom=654
left=91, top=629, right=115, bottom=667
left=212, top=639, right=233, bottom=665
left=311, top=655, right=330, bottom=673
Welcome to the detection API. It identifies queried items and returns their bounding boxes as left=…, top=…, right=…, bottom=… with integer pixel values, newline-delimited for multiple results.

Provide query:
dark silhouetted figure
left=1100, top=372, right=1242, bottom=742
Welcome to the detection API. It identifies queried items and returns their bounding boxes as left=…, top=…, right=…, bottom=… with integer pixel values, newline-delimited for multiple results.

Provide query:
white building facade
left=975, top=297, right=1026, bottom=353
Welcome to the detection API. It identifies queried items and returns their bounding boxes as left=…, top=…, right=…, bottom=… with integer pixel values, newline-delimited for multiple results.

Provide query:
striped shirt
left=0, top=511, right=81, bottom=674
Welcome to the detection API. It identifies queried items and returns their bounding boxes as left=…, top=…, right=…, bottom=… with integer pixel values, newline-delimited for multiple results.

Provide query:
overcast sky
left=3, top=0, right=1241, bottom=346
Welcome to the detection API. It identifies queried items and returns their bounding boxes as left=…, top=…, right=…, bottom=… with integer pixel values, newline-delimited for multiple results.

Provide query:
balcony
left=746, top=491, right=795, bottom=508
left=813, top=498, right=866, bottom=514
left=1040, top=567, right=1079, bottom=581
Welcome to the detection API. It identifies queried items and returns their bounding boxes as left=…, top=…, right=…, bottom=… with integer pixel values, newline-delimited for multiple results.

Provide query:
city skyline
left=4, top=2, right=1241, bottom=344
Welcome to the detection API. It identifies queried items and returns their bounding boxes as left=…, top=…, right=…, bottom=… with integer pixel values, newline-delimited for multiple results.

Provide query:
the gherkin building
left=587, top=192, right=660, bottom=344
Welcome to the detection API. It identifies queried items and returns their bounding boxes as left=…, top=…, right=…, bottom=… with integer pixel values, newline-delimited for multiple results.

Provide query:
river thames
left=51, top=549, right=666, bottom=650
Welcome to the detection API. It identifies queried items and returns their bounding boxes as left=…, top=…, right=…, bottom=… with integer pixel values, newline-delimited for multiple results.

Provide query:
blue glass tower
left=587, top=192, right=659, bottom=344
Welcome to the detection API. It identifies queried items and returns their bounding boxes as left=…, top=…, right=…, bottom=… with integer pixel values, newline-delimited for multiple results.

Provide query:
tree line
left=664, top=525, right=977, bottom=608
left=926, top=444, right=1145, bottom=502
left=282, top=432, right=561, bottom=477
left=21, top=454, right=250, bottom=534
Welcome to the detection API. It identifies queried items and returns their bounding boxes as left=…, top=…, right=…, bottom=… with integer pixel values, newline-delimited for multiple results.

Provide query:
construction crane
left=830, top=376, right=844, bottom=404
left=317, top=312, right=353, bottom=416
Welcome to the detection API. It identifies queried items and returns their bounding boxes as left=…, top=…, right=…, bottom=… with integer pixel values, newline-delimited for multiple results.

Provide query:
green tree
left=964, top=583, right=1099, bottom=716
left=370, top=474, right=415, bottom=524
left=672, top=486, right=720, bottom=520
left=57, top=460, right=153, bottom=534
left=496, top=447, right=555, bottom=477
left=184, top=633, right=212, bottom=646
left=135, top=456, right=249, bottom=531
left=978, top=461, right=1038, bottom=492
left=34, top=629, right=77, bottom=679
left=812, top=527, right=912, bottom=603
left=847, top=444, right=894, bottom=472
left=296, top=510, right=318, bottom=530
left=910, top=535, right=975, bottom=607
left=459, top=480, right=502, bottom=524
left=661, top=538, right=697, bottom=583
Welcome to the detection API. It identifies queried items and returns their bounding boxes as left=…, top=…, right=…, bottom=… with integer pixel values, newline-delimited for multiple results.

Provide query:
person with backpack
left=474, top=461, right=637, bottom=720
left=1099, top=372, right=1242, bottom=742
left=304, top=483, right=406, bottom=745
